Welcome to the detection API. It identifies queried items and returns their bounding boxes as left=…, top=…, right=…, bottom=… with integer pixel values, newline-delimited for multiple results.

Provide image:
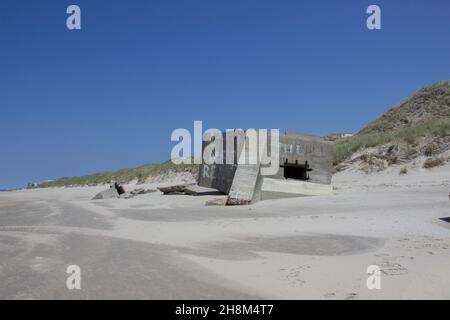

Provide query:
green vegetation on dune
left=38, top=161, right=199, bottom=188
left=333, top=118, right=450, bottom=165
left=333, top=81, right=450, bottom=165
left=360, top=81, right=450, bottom=135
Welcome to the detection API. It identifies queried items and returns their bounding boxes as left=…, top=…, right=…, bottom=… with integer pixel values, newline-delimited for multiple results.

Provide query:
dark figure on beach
left=114, top=182, right=125, bottom=195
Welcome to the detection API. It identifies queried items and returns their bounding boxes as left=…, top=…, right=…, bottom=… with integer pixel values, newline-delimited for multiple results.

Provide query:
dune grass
left=333, top=118, right=450, bottom=165
left=38, top=160, right=199, bottom=188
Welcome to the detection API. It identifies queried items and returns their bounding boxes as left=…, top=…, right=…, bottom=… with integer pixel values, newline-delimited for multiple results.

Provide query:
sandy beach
left=0, top=163, right=449, bottom=300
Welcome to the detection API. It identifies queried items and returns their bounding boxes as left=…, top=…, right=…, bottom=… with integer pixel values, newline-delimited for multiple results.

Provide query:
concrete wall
left=268, top=132, right=333, bottom=185
left=198, top=163, right=236, bottom=194
left=197, top=132, right=243, bottom=194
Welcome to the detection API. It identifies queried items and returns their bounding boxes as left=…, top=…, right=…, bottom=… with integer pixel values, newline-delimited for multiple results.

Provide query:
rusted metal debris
left=205, top=197, right=228, bottom=206
left=226, top=197, right=252, bottom=206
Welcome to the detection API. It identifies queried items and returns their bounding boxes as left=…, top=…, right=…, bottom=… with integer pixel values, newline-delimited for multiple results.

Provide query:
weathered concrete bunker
left=198, top=131, right=333, bottom=204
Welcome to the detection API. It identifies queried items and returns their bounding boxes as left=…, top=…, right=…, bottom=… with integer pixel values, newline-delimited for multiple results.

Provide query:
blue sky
left=1, top=0, right=449, bottom=189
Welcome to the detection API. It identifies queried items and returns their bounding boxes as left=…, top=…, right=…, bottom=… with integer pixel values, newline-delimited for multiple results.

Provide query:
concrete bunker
left=198, top=131, right=333, bottom=205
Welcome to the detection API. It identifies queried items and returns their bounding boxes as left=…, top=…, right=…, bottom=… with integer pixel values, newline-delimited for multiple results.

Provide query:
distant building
left=27, top=182, right=39, bottom=189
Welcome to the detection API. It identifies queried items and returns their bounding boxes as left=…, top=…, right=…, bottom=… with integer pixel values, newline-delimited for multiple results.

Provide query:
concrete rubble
left=92, top=187, right=119, bottom=200
left=119, top=188, right=156, bottom=199
left=157, top=183, right=199, bottom=195
left=93, top=182, right=155, bottom=200
left=205, top=197, right=228, bottom=206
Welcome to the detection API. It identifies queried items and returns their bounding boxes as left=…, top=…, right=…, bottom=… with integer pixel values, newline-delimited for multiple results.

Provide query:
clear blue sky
left=1, top=0, right=449, bottom=189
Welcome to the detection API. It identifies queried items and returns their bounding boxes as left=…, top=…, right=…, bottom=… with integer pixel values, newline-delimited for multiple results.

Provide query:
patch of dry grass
left=423, top=157, right=446, bottom=169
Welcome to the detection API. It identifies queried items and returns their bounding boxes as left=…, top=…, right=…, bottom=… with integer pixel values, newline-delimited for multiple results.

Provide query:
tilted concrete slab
left=227, top=163, right=262, bottom=204
left=227, top=131, right=266, bottom=205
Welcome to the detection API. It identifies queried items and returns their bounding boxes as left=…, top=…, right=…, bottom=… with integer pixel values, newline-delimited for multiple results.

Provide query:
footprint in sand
left=281, top=266, right=309, bottom=287
left=345, top=293, right=358, bottom=300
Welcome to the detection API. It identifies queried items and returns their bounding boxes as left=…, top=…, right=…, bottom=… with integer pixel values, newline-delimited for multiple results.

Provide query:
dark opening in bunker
left=281, top=160, right=312, bottom=181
